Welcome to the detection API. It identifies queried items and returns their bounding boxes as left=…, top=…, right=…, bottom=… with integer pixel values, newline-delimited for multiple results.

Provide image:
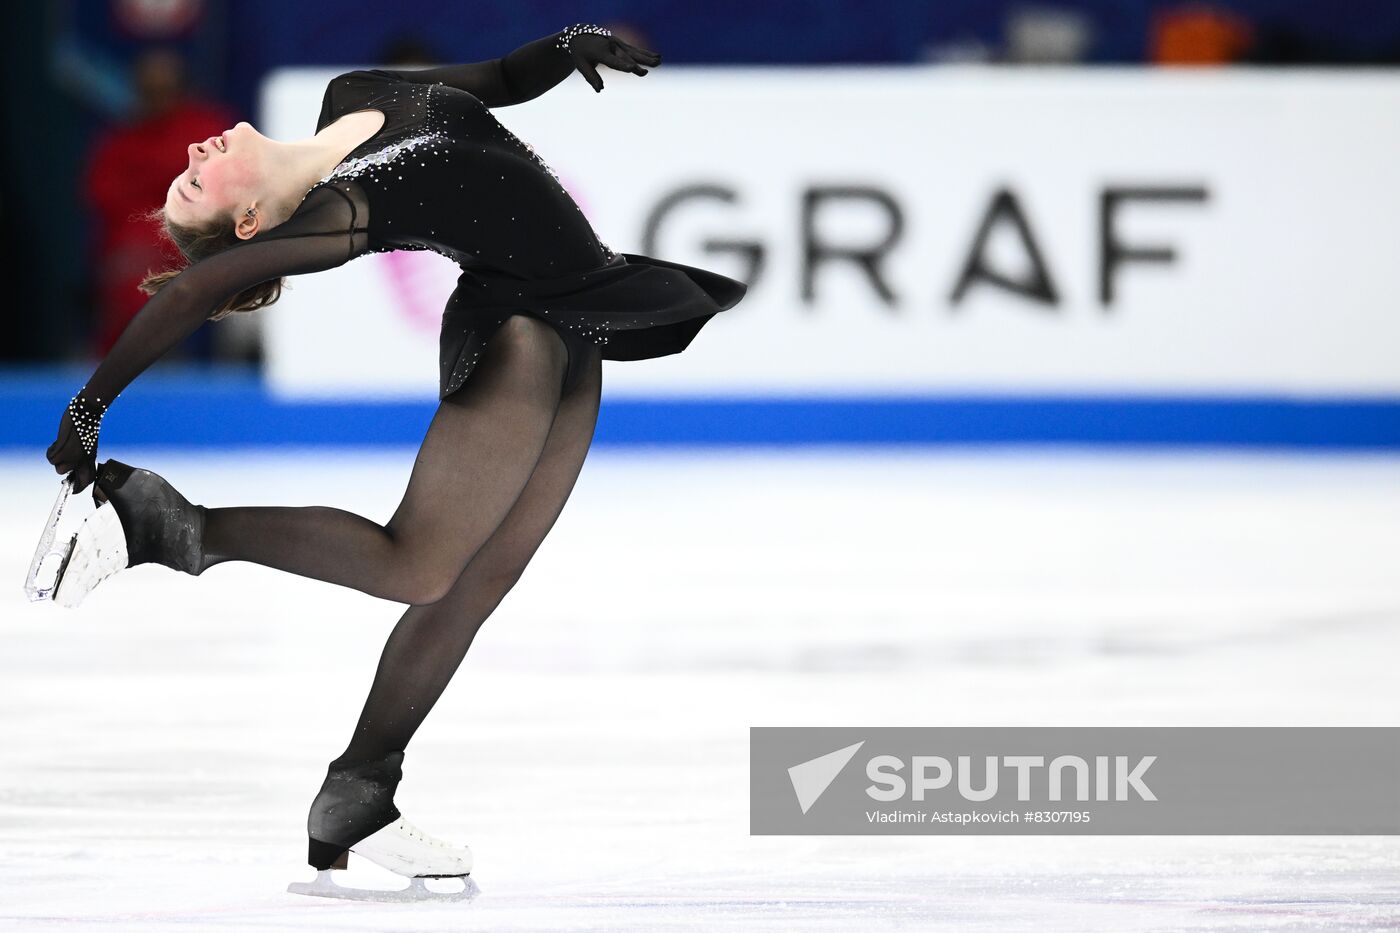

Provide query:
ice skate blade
left=52, top=502, right=129, bottom=609
left=287, top=869, right=480, bottom=903
left=23, top=476, right=75, bottom=602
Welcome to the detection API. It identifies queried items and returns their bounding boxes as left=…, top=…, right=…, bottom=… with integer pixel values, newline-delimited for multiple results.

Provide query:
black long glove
left=561, top=25, right=662, bottom=93
left=373, top=24, right=662, bottom=107
left=47, top=393, right=108, bottom=495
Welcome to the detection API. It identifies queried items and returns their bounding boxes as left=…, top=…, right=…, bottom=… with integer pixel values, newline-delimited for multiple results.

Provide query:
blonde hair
left=138, top=207, right=285, bottom=320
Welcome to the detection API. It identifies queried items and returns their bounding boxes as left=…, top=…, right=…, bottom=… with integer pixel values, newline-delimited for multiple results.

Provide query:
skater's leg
left=300, top=346, right=600, bottom=871
left=333, top=344, right=603, bottom=766
left=199, top=315, right=569, bottom=604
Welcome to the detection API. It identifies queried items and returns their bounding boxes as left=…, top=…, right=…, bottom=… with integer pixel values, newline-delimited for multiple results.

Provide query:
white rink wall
left=261, top=68, right=1400, bottom=401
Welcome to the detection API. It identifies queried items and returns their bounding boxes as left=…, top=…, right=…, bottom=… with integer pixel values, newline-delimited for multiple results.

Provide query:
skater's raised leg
left=199, top=314, right=570, bottom=604
left=54, top=314, right=573, bottom=609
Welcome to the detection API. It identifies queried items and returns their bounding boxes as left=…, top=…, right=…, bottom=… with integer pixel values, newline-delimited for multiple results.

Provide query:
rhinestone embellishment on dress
left=320, top=132, right=448, bottom=185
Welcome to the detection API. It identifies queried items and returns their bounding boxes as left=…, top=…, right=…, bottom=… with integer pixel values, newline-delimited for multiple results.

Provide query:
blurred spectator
left=1149, top=4, right=1254, bottom=65
left=919, top=37, right=996, bottom=64
left=1005, top=7, right=1094, bottom=64
left=81, top=48, right=234, bottom=357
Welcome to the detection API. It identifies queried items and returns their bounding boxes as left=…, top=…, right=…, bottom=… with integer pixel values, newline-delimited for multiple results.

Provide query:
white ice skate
left=286, top=815, right=480, bottom=903
left=23, top=474, right=131, bottom=609
left=51, top=499, right=129, bottom=609
left=23, top=475, right=128, bottom=608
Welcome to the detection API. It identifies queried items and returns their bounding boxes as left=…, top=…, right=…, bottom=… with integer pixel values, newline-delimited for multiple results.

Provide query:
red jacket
left=83, top=98, right=236, bottom=355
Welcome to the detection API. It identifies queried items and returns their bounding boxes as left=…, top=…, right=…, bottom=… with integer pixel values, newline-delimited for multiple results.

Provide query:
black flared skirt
left=438, top=252, right=748, bottom=398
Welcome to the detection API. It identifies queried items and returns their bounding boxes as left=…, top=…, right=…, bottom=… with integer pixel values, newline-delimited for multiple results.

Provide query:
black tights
left=200, top=314, right=602, bottom=766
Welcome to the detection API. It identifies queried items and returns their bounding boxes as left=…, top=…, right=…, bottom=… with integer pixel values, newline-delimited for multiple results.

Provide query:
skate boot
left=52, top=460, right=207, bottom=608
left=287, top=751, right=479, bottom=902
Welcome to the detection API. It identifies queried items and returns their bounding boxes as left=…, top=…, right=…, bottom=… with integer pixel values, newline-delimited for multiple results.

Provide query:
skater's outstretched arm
left=372, top=25, right=660, bottom=105
left=47, top=185, right=369, bottom=492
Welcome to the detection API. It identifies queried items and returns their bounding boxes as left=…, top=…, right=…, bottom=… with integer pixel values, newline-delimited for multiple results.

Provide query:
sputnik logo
left=788, top=741, right=865, bottom=814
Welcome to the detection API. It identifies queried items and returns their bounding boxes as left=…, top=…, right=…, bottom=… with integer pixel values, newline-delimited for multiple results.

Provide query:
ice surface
left=2, top=447, right=1399, bottom=931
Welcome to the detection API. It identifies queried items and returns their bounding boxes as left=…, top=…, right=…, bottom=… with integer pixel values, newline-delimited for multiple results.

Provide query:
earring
left=245, top=207, right=258, bottom=218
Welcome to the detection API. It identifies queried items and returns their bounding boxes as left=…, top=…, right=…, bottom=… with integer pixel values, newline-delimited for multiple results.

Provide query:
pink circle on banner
left=379, top=251, right=456, bottom=335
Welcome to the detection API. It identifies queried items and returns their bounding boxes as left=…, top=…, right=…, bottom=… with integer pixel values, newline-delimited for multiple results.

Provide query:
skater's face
left=164, top=122, right=269, bottom=237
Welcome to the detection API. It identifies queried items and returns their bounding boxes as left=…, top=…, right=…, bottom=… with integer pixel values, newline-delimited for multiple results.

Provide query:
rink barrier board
left=260, top=70, right=1400, bottom=401
left=1, top=368, right=1399, bottom=449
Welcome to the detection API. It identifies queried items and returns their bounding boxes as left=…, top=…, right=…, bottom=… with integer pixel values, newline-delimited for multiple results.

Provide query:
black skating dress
left=309, top=66, right=744, bottom=396
left=67, top=30, right=748, bottom=416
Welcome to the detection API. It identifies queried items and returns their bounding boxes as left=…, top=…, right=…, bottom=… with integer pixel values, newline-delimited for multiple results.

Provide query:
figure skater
left=43, top=24, right=746, bottom=901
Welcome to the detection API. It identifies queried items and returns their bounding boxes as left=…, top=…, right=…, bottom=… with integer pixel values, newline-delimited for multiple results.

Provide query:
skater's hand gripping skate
left=563, top=25, right=661, bottom=93
left=47, top=394, right=108, bottom=496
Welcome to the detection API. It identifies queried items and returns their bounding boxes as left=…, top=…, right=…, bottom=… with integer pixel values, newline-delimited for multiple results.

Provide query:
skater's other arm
left=373, top=26, right=661, bottom=104
left=47, top=186, right=367, bottom=491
